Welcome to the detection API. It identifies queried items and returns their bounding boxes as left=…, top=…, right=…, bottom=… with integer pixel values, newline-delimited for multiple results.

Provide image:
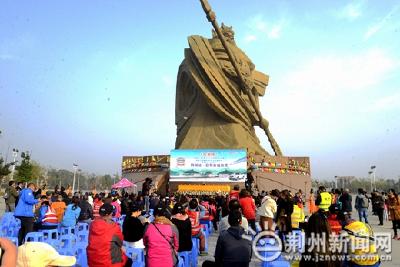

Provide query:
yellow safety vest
left=344, top=221, right=379, bottom=265
left=291, top=204, right=305, bottom=229
left=318, top=192, right=332, bottom=211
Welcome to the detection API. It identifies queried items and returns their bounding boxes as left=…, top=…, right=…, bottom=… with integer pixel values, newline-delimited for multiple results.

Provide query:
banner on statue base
left=170, top=149, right=247, bottom=182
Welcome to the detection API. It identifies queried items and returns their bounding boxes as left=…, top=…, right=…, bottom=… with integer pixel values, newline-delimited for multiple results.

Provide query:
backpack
left=360, top=196, right=369, bottom=208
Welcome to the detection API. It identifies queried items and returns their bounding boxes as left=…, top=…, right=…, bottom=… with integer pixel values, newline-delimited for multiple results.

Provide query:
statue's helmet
left=212, top=23, right=235, bottom=41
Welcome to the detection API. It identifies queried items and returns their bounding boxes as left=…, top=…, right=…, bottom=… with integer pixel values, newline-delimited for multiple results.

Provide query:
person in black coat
left=78, top=195, right=93, bottom=223
left=203, top=210, right=252, bottom=267
left=339, top=189, right=353, bottom=214
left=123, top=204, right=148, bottom=247
left=276, top=190, right=294, bottom=234
left=373, top=192, right=385, bottom=225
left=171, top=203, right=192, bottom=252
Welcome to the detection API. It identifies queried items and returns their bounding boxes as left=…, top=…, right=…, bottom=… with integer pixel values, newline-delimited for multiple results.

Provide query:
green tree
left=31, top=161, right=45, bottom=185
left=0, top=157, right=11, bottom=177
left=97, top=174, right=113, bottom=190
left=0, top=157, right=12, bottom=189
left=15, top=152, right=33, bottom=183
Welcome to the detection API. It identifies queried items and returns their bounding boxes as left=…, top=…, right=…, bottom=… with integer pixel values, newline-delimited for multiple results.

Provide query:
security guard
left=338, top=212, right=380, bottom=267
left=315, top=186, right=332, bottom=212
left=291, top=199, right=305, bottom=229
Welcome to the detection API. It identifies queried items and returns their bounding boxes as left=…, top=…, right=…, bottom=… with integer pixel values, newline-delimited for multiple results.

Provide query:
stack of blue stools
left=25, top=231, right=44, bottom=242
left=201, top=229, right=209, bottom=253
left=190, top=237, right=199, bottom=267
left=74, top=223, right=90, bottom=266
left=40, top=228, right=60, bottom=248
left=0, top=213, right=20, bottom=239
left=178, top=251, right=191, bottom=267
left=200, top=219, right=213, bottom=234
left=125, top=246, right=145, bottom=267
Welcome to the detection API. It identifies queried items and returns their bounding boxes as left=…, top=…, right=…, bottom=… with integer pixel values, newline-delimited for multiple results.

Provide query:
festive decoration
left=177, top=184, right=231, bottom=195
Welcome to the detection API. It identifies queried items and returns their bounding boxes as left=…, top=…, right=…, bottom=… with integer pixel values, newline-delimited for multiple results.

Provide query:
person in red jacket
left=327, top=204, right=342, bottom=235
left=87, top=203, right=129, bottom=267
left=229, top=185, right=240, bottom=201
left=239, top=189, right=256, bottom=231
left=187, top=199, right=207, bottom=256
left=92, top=195, right=103, bottom=219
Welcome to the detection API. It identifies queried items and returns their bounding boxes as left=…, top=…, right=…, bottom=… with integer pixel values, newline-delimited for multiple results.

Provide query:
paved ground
left=1, top=201, right=399, bottom=266
left=199, top=210, right=400, bottom=267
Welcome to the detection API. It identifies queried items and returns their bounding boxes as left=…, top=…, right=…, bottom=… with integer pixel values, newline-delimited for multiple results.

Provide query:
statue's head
left=212, top=23, right=235, bottom=42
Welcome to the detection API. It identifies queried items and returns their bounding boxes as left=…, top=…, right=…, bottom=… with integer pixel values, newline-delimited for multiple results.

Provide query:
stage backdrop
left=170, top=149, right=247, bottom=183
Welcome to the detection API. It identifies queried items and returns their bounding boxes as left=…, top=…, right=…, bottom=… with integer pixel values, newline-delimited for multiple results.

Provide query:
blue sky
left=0, top=1, right=399, bottom=180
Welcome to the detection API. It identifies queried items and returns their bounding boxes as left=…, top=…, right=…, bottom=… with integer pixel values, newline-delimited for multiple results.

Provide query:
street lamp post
left=10, top=148, right=19, bottom=181
left=368, top=171, right=373, bottom=192
left=334, top=176, right=338, bottom=189
left=371, top=165, right=376, bottom=191
left=72, top=163, right=78, bottom=194
left=77, top=169, right=81, bottom=193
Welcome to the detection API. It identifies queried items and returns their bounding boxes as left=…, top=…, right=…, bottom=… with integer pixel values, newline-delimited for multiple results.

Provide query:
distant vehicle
left=176, top=157, right=185, bottom=166
left=229, top=174, right=244, bottom=181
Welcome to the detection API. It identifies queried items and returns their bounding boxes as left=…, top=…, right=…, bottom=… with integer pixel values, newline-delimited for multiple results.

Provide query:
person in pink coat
left=111, top=197, right=121, bottom=218
left=143, top=205, right=179, bottom=267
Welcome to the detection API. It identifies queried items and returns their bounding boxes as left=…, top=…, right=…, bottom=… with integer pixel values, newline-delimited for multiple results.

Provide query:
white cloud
left=245, top=15, right=285, bottom=41
left=284, top=49, right=397, bottom=93
left=259, top=48, right=399, bottom=150
left=244, top=34, right=257, bottom=43
left=161, top=75, right=174, bottom=88
left=368, top=93, right=400, bottom=112
left=364, top=5, right=400, bottom=40
left=267, top=25, right=282, bottom=39
left=339, top=3, right=363, bottom=21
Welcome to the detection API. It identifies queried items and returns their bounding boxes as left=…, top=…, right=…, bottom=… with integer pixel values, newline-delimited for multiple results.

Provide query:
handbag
left=152, top=223, right=179, bottom=266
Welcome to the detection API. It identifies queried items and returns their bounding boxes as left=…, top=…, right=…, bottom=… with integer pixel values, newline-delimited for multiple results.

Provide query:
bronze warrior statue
left=175, top=0, right=282, bottom=156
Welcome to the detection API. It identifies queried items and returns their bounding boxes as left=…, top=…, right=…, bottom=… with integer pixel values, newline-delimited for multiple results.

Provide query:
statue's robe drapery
left=175, top=35, right=271, bottom=155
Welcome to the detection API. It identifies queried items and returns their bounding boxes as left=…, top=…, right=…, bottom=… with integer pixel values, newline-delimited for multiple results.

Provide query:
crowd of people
left=2, top=179, right=400, bottom=267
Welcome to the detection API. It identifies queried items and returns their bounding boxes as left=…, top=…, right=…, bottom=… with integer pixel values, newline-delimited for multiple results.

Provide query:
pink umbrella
left=112, top=178, right=136, bottom=189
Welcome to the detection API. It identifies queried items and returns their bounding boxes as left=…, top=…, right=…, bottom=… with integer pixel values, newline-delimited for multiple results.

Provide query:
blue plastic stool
left=59, top=235, right=77, bottom=256
left=76, top=222, right=89, bottom=232
left=125, top=246, right=145, bottom=267
left=0, top=213, right=14, bottom=226
left=190, top=238, right=199, bottom=267
left=59, top=226, right=75, bottom=236
left=201, top=224, right=210, bottom=237
left=148, top=209, right=154, bottom=216
left=1, top=225, right=9, bottom=237
left=44, top=238, right=61, bottom=250
left=76, top=230, right=89, bottom=243
left=10, top=218, right=21, bottom=237
left=201, top=229, right=208, bottom=253
left=40, top=228, right=59, bottom=240
left=178, top=251, right=191, bottom=267
left=200, top=220, right=213, bottom=234
left=25, top=231, right=44, bottom=242
left=76, top=242, right=88, bottom=267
